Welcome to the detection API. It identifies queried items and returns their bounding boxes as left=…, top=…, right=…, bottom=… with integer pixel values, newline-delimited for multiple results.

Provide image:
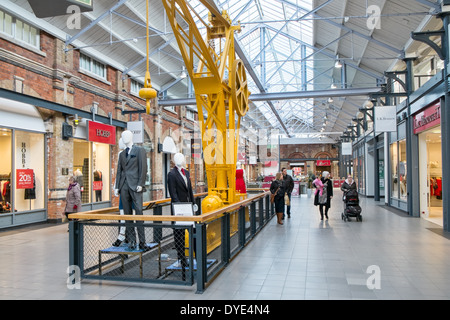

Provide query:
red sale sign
left=16, top=169, right=34, bottom=189
left=93, top=181, right=103, bottom=191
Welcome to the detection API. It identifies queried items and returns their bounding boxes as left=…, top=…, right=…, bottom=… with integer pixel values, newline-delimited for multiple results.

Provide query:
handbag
left=270, top=187, right=280, bottom=203
left=319, top=182, right=328, bottom=204
left=284, top=193, right=290, bottom=206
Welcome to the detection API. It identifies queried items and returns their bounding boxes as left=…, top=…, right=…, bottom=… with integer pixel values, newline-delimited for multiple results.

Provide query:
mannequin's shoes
left=112, top=239, right=123, bottom=247
left=139, top=242, right=150, bottom=251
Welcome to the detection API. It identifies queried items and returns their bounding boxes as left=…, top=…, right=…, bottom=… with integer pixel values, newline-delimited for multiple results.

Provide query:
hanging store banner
left=16, top=169, right=34, bottom=189
left=87, top=121, right=116, bottom=145
left=341, top=142, right=352, bottom=156
left=127, top=121, right=144, bottom=144
left=413, top=101, right=441, bottom=134
left=374, top=106, right=397, bottom=132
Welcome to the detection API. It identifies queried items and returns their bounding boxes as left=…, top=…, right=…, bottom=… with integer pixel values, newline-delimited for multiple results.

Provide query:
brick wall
left=0, top=30, right=199, bottom=223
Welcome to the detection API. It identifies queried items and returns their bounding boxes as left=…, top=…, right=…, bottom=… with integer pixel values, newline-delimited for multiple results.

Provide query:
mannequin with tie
left=114, top=130, right=148, bottom=250
left=167, top=153, right=195, bottom=204
left=167, top=153, right=197, bottom=277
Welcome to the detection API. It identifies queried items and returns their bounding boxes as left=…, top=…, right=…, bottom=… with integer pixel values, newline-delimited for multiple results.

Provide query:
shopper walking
left=341, top=175, right=356, bottom=195
left=270, top=172, right=286, bottom=225
left=282, top=168, right=294, bottom=218
left=313, top=171, right=333, bottom=220
left=64, top=176, right=82, bottom=226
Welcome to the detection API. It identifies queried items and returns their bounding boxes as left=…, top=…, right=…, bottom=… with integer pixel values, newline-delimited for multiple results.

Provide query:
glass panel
left=14, top=131, right=45, bottom=211
left=30, top=26, right=37, bottom=47
left=399, top=139, right=407, bottom=201
left=0, top=11, right=4, bottom=33
left=80, top=54, right=90, bottom=71
left=73, top=140, right=91, bottom=204
left=23, top=23, right=30, bottom=43
left=92, top=142, right=110, bottom=202
left=15, top=19, right=23, bottom=41
left=4, top=13, right=12, bottom=36
left=390, top=142, right=398, bottom=199
left=0, top=129, right=12, bottom=213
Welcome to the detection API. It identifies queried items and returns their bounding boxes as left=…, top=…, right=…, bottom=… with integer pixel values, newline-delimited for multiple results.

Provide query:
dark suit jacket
left=167, top=167, right=194, bottom=204
left=115, top=145, right=147, bottom=192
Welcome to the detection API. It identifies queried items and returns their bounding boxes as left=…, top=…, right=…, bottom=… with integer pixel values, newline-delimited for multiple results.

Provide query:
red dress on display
left=235, top=169, right=247, bottom=194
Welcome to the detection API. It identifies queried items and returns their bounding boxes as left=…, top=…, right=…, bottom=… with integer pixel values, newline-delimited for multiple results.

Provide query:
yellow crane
left=161, top=0, right=251, bottom=251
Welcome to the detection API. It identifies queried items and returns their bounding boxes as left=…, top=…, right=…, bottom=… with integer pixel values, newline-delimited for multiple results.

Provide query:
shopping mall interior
left=1, top=0, right=450, bottom=303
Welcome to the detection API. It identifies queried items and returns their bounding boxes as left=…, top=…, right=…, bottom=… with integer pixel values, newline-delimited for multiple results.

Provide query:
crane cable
left=139, top=0, right=157, bottom=114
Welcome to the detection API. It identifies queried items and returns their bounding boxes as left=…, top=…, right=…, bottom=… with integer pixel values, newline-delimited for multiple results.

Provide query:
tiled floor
left=2, top=189, right=450, bottom=300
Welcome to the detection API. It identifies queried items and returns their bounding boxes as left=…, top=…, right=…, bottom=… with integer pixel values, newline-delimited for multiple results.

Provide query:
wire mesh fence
left=79, top=221, right=196, bottom=285
left=69, top=191, right=274, bottom=292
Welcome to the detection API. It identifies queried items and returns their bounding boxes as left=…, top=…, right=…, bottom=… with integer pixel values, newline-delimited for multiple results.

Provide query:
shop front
left=353, top=140, right=366, bottom=195
left=0, top=98, right=46, bottom=228
left=414, top=100, right=442, bottom=226
left=72, top=120, right=115, bottom=211
left=316, top=159, right=331, bottom=177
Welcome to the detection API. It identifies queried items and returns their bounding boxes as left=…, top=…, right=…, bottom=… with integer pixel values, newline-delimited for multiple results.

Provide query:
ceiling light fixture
left=335, top=55, right=342, bottom=68
left=180, top=66, right=187, bottom=79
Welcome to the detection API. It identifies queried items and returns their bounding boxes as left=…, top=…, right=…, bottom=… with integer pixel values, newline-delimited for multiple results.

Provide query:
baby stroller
left=341, top=189, right=362, bottom=222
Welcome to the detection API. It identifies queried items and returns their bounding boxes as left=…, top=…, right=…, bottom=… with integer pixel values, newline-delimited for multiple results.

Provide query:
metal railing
left=68, top=189, right=273, bottom=293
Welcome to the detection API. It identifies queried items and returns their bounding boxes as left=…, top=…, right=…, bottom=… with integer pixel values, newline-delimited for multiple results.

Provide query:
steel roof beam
left=158, top=87, right=381, bottom=106
left=277, top=0, right=405, bottom=57
left=65, top=0, right=129, bottom=47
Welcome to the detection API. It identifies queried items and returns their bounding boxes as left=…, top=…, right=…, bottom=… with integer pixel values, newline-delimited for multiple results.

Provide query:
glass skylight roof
left=189, top=0, right=316, bottom=134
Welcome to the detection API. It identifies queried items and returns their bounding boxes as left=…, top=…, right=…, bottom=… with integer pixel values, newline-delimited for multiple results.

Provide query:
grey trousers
left=119, top=182, right=145, bottom=244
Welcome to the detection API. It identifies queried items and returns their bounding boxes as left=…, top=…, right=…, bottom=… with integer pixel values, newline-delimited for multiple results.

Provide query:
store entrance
left=419, top=127, right=442, bottom=226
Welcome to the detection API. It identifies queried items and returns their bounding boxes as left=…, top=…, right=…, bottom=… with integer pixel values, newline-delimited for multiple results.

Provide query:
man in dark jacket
left=282, top=168, right=294, bottom=218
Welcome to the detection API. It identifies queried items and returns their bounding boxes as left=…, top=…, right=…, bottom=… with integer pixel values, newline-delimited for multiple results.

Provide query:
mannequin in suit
left=168, top=153, right=195, bottom=204
left=167, top=153, right=197, bottom=278
left=114, top=130, right=148, bottom=250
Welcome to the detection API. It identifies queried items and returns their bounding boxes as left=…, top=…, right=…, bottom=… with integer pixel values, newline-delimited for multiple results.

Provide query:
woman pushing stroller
left=341, top=175, right=362, bottom=222
left=341, top=175, right=356, bottom=196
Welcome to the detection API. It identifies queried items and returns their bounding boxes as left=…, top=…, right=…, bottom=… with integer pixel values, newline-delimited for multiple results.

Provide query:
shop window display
left=0, top=129, right=45, bottom=213
left=0, top=129, right=11, bottom=213
left=14, top=130, right=45, bottom=211
left=92, top=142, right=110, bottom=203
left=399, top=140, right=407, bottom=201
left=73, top=140, right=91, bottom=204
left=390, top=142, right=399, bottom=199
left=73, top=139, right=111, bottom=204
left=390, top=140, right=407, bottom=201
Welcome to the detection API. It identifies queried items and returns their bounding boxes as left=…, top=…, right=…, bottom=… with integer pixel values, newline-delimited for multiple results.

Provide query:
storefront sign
left=342, top=142, right=352, bottom=156
left=87, top=121, right=116, bottom=145
left=16, top=169, right=34, bottom=189
left=316, top=160, right=331, bottom=166
left=413, top=101, right=441, bottom=134
left=127, top=121, right=144, bottom=144
left=374, top=106, right=397, bottom=132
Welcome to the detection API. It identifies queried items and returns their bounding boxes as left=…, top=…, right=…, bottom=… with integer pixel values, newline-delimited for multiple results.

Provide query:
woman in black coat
left=317, top=171, right=333, bottom=220
left=270, top=172, right=286, bottom=225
